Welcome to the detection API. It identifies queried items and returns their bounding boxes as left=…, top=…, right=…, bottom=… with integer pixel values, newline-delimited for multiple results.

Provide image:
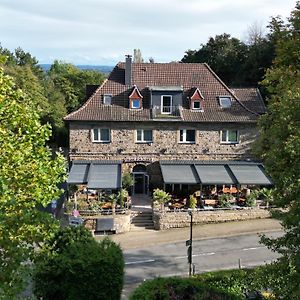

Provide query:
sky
left=0, top=0, right=297, bottom=66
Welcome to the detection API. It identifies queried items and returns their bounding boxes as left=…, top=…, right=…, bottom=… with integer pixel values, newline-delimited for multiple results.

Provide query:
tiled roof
left=64, top=62, right=266, bottom=123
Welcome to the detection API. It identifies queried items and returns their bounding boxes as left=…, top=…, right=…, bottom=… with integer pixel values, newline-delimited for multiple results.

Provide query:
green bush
left=33, top=226, right=124, bottom=300
left=129, top=277, right=243, bottom=300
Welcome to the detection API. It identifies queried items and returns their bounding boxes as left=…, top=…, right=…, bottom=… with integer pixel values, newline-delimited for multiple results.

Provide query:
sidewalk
left=106, top=218, right=282, bottom=250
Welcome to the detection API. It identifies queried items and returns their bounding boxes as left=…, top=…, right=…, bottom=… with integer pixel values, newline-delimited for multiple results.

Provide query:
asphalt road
left=122, top=231, right=281, bottom=299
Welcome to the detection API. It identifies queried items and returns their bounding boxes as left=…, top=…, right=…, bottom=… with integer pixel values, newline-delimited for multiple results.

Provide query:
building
left=64, top=55, right=271, bottom=196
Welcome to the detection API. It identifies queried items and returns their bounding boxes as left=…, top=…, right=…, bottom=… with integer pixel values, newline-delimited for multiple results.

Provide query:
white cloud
left=0, top=0, right=296, bottom=64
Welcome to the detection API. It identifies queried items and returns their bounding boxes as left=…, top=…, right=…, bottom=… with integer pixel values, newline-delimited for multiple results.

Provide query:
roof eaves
left=64, top=79, right=108, bottom=121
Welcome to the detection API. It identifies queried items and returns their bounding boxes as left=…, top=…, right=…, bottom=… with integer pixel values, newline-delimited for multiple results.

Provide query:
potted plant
left=153, top=188, right=171, bottom=211
left=122, top=172, right=134, bottom=196
left=189, top=195, right=197, bottom=209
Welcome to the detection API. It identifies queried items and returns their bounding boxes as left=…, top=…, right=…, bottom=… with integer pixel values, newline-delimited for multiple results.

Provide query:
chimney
left=125, top=54, right=132, bottom=85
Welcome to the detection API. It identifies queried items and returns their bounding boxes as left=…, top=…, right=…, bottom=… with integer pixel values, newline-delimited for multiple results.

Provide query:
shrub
left=33, top=226, right=124, bottom=300
left=189, top=195, right=197, bottom=209
left=129, top=277, right=243, bottom=300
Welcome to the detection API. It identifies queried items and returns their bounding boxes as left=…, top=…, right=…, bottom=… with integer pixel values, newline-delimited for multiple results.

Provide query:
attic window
left=190, top=88, right=204, bottom=111
left=129, top=85, right=143, bottom=109
left=130, top=99, right=141, bottom=109
left=103, top=94, right=112, bottom=105
left=219, top=96, right=232, bottom=108
left=192, top=100, right=203, bottom=110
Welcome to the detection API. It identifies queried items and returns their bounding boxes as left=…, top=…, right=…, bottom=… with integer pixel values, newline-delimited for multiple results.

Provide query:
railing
left=68, top=208, right=129, bottom=218
left=151, top=105, right=182, bottom=119
left=154, top=205, right=274, bottom=213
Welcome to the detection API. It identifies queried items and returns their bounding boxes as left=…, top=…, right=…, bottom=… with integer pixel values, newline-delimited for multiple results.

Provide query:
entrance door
left=134, top=174, right=144, bottom=194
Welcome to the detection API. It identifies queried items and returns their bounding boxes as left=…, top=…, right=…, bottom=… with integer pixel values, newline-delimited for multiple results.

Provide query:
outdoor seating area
left=66, top=185, right=131, bottom=217
left=163, top=185, right=272, bottom=211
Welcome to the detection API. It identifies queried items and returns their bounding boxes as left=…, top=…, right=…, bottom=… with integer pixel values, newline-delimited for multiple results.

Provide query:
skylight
left=219, top=96, right=232, bottom=108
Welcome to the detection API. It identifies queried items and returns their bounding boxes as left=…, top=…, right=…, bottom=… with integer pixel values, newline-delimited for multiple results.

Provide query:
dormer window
left=192, top=100, right=203, bottom=110
left=129, top=85, right=143, bottom=109
left=103, top=94, right=112, bottom=105
left=131, top=99, right=141, bottom=109
left=190, top=88, right=204, bottom=111
left=219, top=96, right=232, bottom=108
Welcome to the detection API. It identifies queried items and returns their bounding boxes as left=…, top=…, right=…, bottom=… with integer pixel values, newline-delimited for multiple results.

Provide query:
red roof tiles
left=64, top=62, right=266, bottom=123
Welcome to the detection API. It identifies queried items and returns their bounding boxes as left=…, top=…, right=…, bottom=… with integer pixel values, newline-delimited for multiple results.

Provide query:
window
left=136, top=129, right=153, bottom=143
left=192, top=100, right=203, bottom=110
left=161, top=95, right=172, bottom=114
left=92, top=128, right=110, bottom=142
left=103, top=94, right=112, bottom=105
left=221, top=130, right=239, bottom=144
left=179, top=129, right=195, bottom=143
left=131, top=99, right=141, bottom=109
left=219, top=96, right=232, bottom=108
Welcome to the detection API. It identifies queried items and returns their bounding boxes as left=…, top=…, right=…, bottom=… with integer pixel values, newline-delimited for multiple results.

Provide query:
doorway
left=132, top=164, right=149, bottom=195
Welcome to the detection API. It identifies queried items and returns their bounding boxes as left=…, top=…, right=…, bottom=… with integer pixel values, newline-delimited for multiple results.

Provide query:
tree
left=182, top=33, right=248, bottom=85
left=0, top=62, right=66, bottom=297
left=133, top=48, right=144, bottom=63
left=255, top=2, right=300, bottom=298
left=34, top=227, right=124, bottom=300
left=181, top=32, right=275, bottom=88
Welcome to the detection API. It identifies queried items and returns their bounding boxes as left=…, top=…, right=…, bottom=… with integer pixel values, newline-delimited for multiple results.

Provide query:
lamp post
left=187, top=210, right=193, bottom=276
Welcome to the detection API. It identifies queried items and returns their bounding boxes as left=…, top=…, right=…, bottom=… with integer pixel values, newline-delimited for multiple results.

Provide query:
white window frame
left=179, top=129, right=196, bottom=144
left=219, top=96, right=232, bottom=108
left=130, top=99, right=141, bottom=109
left=103, top=94, right=112, bottom=105
left=192, top=100, right=203, bottom=111
left=136, top=129, right=153, bottom=143
left=91, top=128, right=111, bottom=143
left=161, top=95, right=173, bottom=114
left=220, top=130, right=239, bottom=144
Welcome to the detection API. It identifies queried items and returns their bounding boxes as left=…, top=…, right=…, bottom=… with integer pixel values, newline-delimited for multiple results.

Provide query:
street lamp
left=186, top=210, right=193, bottom=276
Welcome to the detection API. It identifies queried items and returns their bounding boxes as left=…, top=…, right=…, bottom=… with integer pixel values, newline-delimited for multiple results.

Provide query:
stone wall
left=69, top=121, right=258, bottom=162
left=153, top=209, right=271, bottom=230
left=83, top=213, right=131, bottom=234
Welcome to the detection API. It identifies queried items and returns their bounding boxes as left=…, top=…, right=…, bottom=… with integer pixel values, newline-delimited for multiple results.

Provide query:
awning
left=159, top=161, right=272, bottom=186
left=67, top=160, right=122, bottom=189
left=229, top=164, right=272, bottom=186
left=160, top=164, right=199, bottom=184
left=194, top=165, right=236, bottom=185
left=87, top=163, right=121, bottom=189
left=67, top=162, right=89, bottom=184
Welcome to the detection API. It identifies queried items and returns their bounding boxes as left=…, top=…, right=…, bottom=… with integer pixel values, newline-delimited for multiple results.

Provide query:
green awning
left=160, top=164, right=199, bottom=184
left=229, top=164, right=272, bottom=185
left=194, top=164, right=236, bottom=185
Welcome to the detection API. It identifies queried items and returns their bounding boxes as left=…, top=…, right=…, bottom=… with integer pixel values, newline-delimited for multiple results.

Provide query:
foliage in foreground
left=0, top=63, right=66, bottom=298
left=254, top=2, right=300, bottom=298
left=130, top=266, right=286, bottom=300
left=129, top=276, right=243, bottom=300
left=33, top=226, right=124, bottom=300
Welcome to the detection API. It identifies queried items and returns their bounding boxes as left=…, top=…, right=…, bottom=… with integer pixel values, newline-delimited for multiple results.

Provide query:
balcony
left=151, top=105, right=182, bottom=120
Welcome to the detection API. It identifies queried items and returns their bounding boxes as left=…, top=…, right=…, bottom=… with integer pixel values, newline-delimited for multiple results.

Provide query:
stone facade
left=153, top=208, right=271, bottom=230
left=69, top=121, right=258, bottom=162
left=83, top=213, right=131, bottom=234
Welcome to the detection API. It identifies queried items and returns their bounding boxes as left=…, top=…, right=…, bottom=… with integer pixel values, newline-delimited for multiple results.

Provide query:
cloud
left=0, top=0, right=296, bottom=64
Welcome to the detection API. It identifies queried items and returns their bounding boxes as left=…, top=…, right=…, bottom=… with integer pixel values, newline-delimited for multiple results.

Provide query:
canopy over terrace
left=159, top=160, right=272, bottom=189
left=67, top=160, right=122, bottom=190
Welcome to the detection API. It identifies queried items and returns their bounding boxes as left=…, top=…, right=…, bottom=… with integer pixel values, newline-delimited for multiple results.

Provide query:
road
left=122, top=231, right=281, bottom=298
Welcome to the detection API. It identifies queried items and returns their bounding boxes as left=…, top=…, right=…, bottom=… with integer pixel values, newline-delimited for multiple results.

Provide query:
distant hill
left=39, top=64, right=114, bottom=74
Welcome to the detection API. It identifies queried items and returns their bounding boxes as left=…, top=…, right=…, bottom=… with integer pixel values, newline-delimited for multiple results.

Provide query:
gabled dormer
left=190, top=88, right=204, bottom=111
left=129, top=85, right=143, bottom=109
